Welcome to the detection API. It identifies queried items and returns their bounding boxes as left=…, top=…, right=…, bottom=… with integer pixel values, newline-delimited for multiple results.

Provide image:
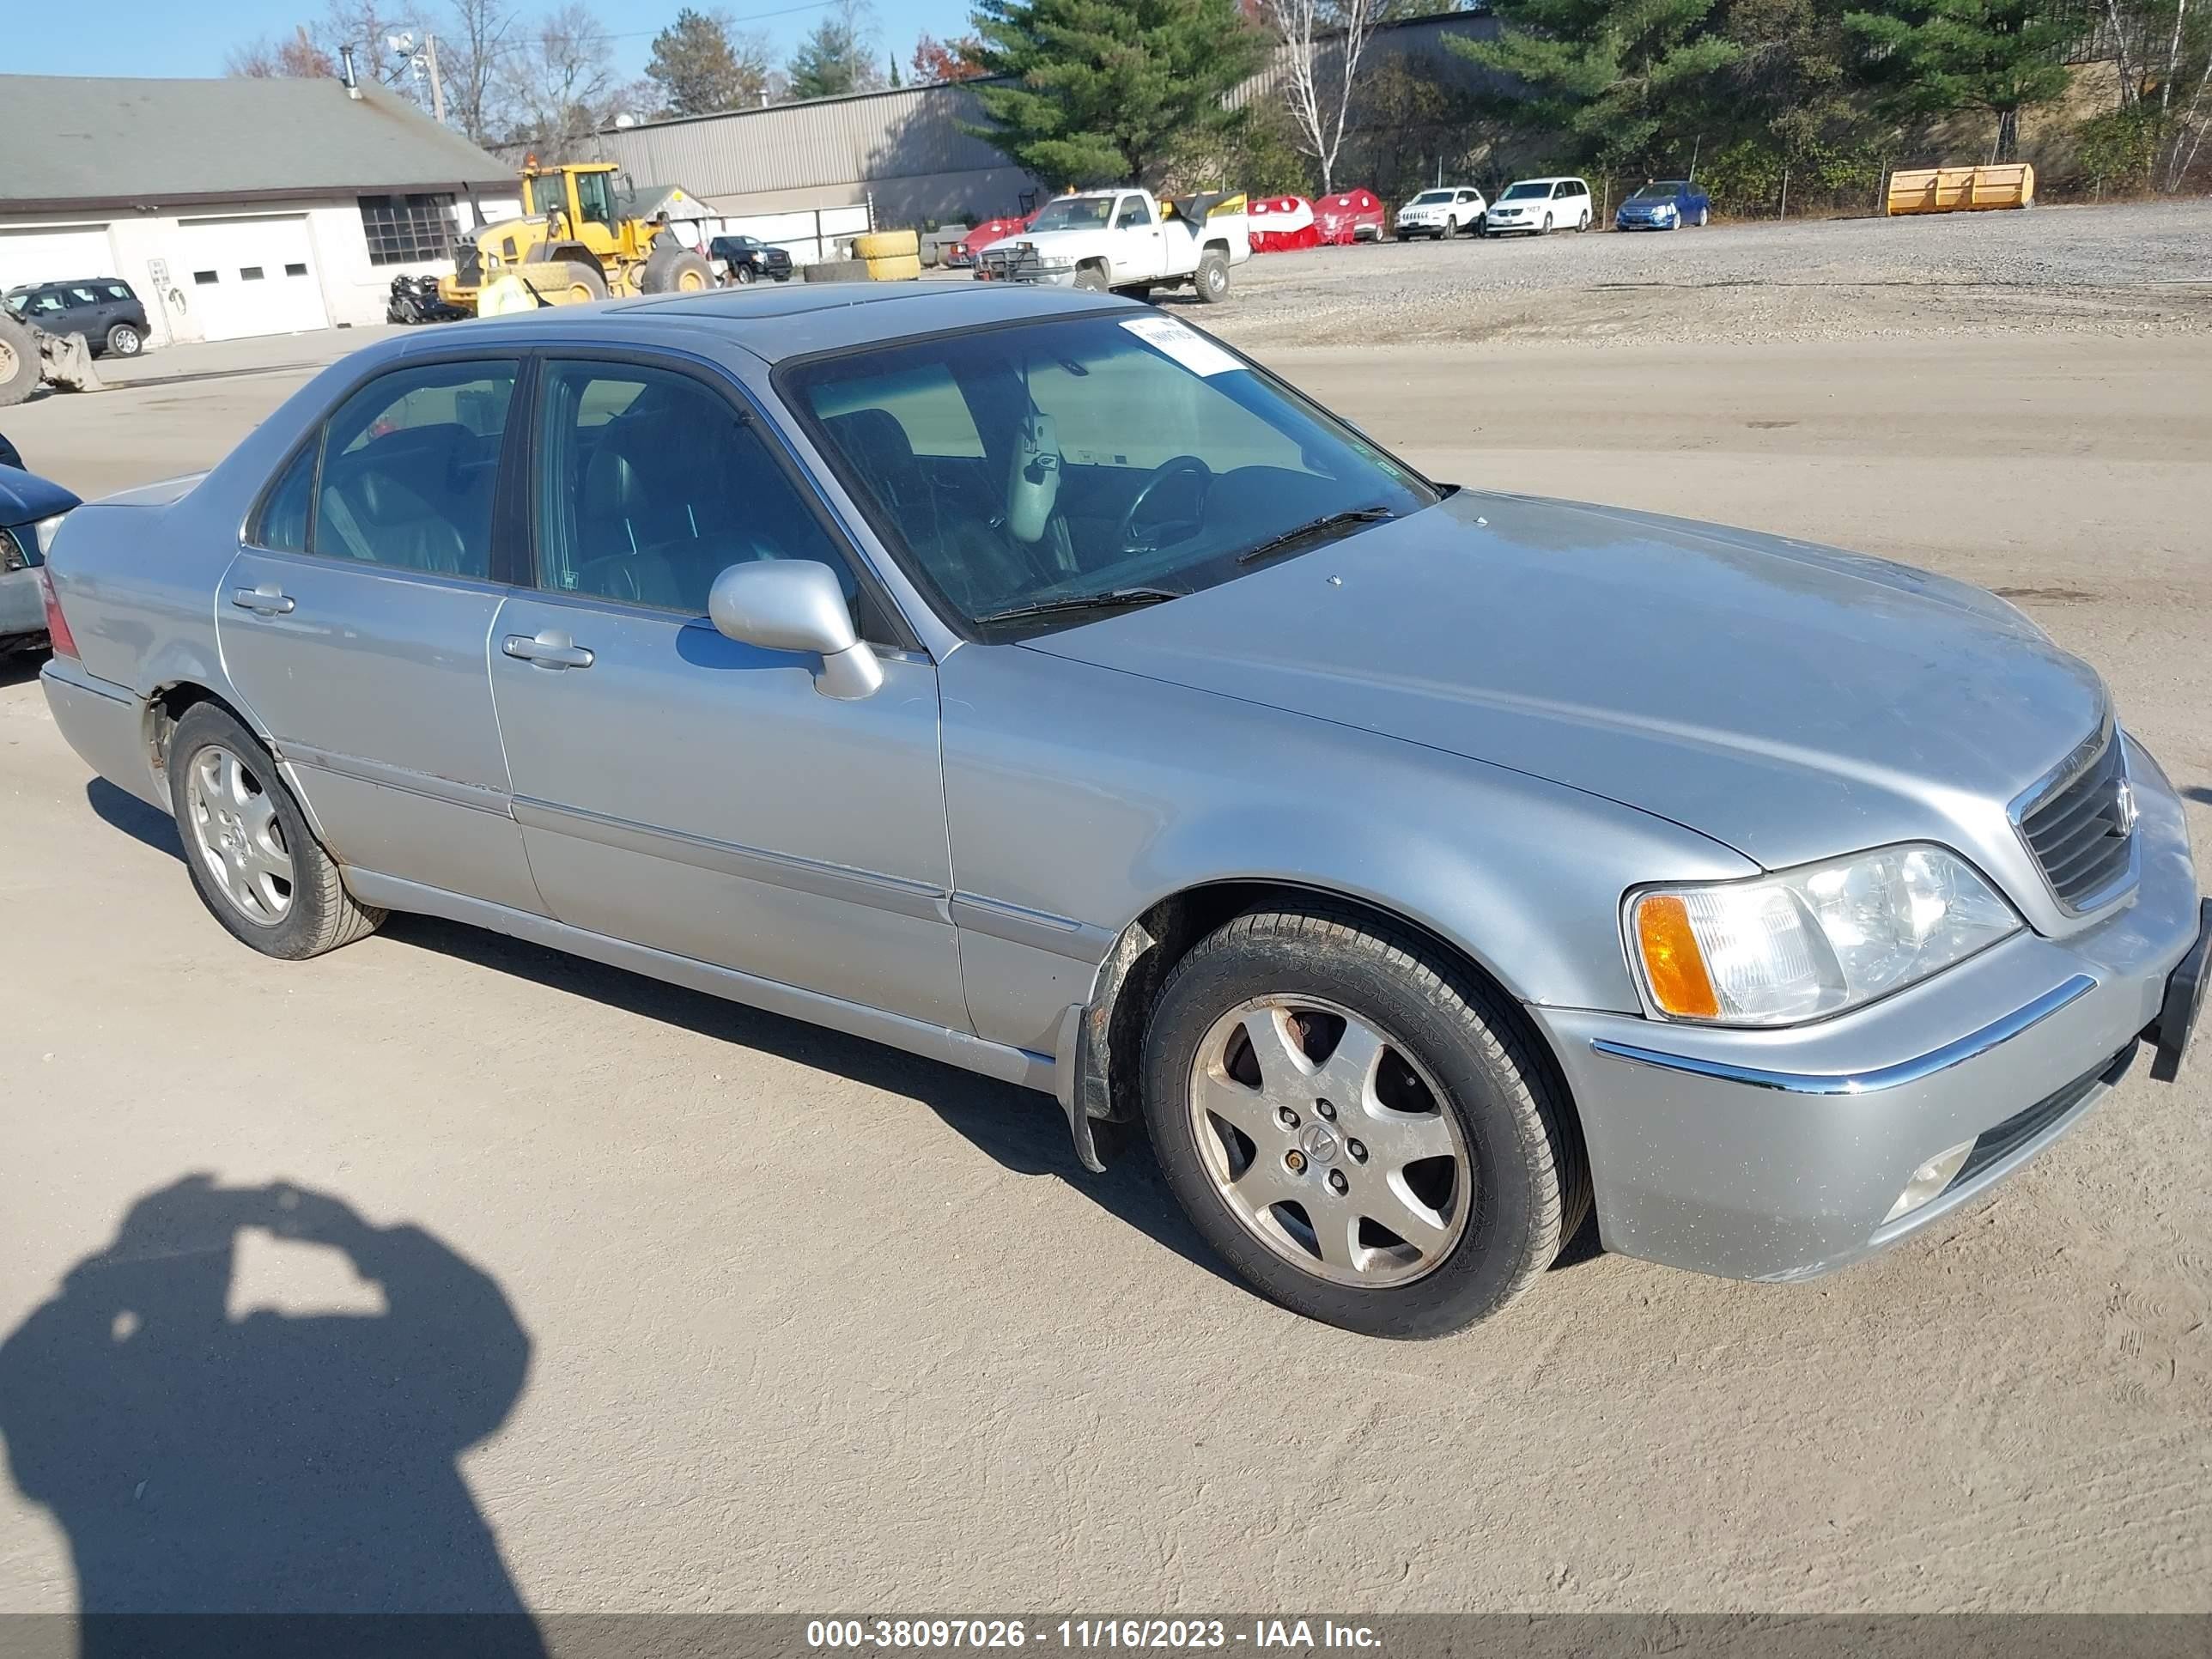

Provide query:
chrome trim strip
left=1589, top=974, right=2099, bottom=1095
left=512, top=793, right=950, bottom=923
left=280, top=743, right=514, bottom=817
left=949, top=891, right=1117, bottom=962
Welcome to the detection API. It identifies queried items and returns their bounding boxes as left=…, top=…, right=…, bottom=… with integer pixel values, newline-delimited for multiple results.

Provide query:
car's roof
left=564, top=279, right=1119, bottom=364
left=1509, top=176, right=1585, bottom=185
left=9, top=277, right=127, bottom=290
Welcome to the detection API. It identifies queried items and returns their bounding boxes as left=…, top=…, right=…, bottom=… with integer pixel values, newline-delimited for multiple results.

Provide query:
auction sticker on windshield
left=1121, top=315, right=1242, bottom=377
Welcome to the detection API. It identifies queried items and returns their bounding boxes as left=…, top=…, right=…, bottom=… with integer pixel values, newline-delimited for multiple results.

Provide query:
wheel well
left=1201, top=238, right=1230, bottom=258
left=146, top=682, right=256, bottom=781
left=1078, top=880, right=1582, bottom=1164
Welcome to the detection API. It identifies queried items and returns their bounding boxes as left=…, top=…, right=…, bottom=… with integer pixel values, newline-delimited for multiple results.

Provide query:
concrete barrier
left=1887, top=164, right=2035, bottom=215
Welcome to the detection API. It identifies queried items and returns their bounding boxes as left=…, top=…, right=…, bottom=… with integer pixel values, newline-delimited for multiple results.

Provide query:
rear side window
left=307, top=360, right=517, bottom=575
left=254, top=443, right=318, bottom=553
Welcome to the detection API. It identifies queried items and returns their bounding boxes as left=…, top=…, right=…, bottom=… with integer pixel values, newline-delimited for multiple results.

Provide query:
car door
left=487, top=353, right=965, bottom=1027
left=1110, top=193, right=1164, bottom=284
left=217, top=354, right=544, bottom=915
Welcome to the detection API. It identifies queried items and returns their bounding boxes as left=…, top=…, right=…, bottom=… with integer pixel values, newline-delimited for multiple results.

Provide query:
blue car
left=1616, top=179, right=1711, bottom=231
left=1, top=439, right=81, bottom=656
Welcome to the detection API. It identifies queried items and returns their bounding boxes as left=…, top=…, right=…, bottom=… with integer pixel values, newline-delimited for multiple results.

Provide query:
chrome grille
left=2015, top=729, right=2135, bottom=911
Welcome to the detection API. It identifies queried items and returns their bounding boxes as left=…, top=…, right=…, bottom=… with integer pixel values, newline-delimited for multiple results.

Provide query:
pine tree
left=965, top=0, right=1265, bottom=185
left=788, top=0, right=882, bottom=98
left=1449, top=0, right=1742, bottom=175
left=1845, top=0, right=2075, bottom=161
left=646, top=8, right=770, bottom=116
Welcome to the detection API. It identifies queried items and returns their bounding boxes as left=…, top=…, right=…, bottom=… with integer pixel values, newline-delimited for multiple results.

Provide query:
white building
left=2, top=74, right=520, bottom=347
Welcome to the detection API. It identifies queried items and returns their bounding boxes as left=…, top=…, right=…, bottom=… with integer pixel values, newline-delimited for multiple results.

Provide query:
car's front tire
left=167, top=702, right=385, bottom=959
left=1140, top=907, right=1589, bottom=1338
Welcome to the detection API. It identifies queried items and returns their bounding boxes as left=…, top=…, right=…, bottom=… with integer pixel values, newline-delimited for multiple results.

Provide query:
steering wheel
left=1120, top=455, right=1213, bottom=554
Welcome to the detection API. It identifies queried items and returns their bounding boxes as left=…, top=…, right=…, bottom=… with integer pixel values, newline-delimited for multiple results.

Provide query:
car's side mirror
left=708, top=559, right=883, bottom=700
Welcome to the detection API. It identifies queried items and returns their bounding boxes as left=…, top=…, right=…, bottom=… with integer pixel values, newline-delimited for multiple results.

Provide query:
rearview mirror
left=708, top=560, right=883, bottom=700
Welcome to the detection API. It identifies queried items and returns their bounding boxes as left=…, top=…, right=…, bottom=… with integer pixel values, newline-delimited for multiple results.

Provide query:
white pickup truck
left=975, top=189, right=1250, bottom=302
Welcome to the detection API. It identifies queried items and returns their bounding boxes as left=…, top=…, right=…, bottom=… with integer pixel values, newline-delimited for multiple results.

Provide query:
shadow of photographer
left=0, top=1175, right=544, bottom=1654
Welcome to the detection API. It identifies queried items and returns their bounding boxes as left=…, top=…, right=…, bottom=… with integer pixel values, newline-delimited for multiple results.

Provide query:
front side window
left=786, top=313, right=1437, bottom=633
left=310, top=360, right=516, bottom=574
left=359, top=192, right=459, bottom=265
left=534, top=360, right=858, bottom=618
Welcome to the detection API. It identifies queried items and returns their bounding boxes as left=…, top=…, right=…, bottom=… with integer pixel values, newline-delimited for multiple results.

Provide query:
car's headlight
left=33, top=513, right=69, bottom=560
left=1627, top=845, right=2020, bottom=1025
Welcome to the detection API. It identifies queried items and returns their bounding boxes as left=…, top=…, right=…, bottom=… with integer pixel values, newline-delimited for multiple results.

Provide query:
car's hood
left=1019, top=489, right=2108, bottom=874
left=0, top=464, right=80, bottom=527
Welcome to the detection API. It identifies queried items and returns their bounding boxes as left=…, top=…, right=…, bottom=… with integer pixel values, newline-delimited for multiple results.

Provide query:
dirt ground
left=0, top=229, right=2207, bottom=1615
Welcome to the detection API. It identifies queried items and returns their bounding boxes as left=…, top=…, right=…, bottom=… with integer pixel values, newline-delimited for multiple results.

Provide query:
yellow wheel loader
left=438, top=161, right=716, bottom=313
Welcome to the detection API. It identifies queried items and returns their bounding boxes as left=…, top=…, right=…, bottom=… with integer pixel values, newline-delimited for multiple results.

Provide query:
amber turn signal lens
left=1635, top=894, right=1720, bottom=1019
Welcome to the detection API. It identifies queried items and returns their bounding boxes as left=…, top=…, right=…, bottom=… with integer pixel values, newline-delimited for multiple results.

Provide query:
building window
left=285, top=263, right=307, bottom=276
left=193, top=270, right=218, bottom=285
left=358, top=192, right=458, bottom=266
left=241, top=267, right=264, bottom=281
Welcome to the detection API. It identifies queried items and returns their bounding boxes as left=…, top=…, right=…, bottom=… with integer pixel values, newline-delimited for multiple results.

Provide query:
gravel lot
left=0, top=214, right=2207, bottom=1618
left=1202, top=198, right=2212, bottom=349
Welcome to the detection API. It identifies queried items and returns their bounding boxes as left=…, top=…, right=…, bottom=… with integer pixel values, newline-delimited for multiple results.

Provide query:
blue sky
left=41, top=0, right=969, bottom=89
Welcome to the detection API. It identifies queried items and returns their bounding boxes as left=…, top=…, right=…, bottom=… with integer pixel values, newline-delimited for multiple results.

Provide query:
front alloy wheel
left=1141, top=907, right=1590, bottom=1337
left=1188, top=997, right=1470, bottom=1285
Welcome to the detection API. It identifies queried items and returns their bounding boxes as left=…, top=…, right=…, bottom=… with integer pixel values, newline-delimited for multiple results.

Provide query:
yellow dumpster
left=1886, top=163, right=2035, bottom=215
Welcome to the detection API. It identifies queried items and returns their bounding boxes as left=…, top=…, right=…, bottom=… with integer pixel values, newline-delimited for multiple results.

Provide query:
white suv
left=1395, top=187, right=1487, bottom=240
left=1482, top=177, right=1593, bottom=236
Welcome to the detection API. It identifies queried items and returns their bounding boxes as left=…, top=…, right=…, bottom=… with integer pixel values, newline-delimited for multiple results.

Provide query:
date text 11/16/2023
left=805, top=1619, right=1382, bottom=1650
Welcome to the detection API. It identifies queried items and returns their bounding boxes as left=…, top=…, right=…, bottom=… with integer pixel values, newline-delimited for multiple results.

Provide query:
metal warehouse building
left=592, top=12, right=1502, bottom=229
left=2, top=74, right=520, bottom=347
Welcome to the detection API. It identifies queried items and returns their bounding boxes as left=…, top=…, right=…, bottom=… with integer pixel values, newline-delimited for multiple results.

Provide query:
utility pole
left=425, top=32, right=447, bottom=126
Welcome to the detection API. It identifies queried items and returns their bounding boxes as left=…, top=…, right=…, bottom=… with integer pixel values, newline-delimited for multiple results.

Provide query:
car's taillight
left=39, top=566, right=80, bottom=659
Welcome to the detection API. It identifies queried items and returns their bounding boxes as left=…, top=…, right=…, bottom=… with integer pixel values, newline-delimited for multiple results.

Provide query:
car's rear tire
left=106, top=323, right=143, bottom=356
left=1695, top=206, right=1710, bottom=227
left=1194, top=249, right=1231, bottom=303
left=167, top=703, right=385, bottom=960
left=1140, top=907, right=1589, bottom=1338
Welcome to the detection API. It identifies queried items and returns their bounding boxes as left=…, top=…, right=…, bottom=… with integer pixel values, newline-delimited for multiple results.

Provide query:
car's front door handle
left=503, top=630, right=595, bottom=670
left=230, top=585, right=295, bottom=616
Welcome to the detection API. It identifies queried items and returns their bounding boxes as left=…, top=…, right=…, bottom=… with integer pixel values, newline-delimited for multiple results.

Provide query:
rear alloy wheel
left=1577, top=210, right=1591, bottom=232
left=106, top=323, right=143, bottom=356
left=167, top=702, right=384, bottom=959
left=1142, top=908, right=1589, bottom=1337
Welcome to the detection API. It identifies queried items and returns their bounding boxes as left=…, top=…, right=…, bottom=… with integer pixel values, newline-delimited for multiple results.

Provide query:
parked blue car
left=1, top=441, right=82, bottom=655
left=1616, top=179, right=1711, bottom=230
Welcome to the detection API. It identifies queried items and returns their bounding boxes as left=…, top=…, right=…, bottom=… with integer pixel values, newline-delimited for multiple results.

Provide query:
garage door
left=174, top=216, right=329, bottom=342
left=0, top=224, right=119, bottom=291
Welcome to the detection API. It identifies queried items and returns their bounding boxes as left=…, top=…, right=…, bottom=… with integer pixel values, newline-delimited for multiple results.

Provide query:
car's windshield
left=1026, top=197, right=1115, bottom=233
left=1630, top=182, right=1687, bottom=201
left=1409, top=191, right=1453, bottom=206
left=1499, top=182, right=1550, bottom=202
left=785, top=313, right=1437, bottom=635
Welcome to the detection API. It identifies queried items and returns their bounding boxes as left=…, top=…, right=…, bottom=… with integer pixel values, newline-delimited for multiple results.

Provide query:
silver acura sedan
left=36, top=284, right=2209, bottom=1337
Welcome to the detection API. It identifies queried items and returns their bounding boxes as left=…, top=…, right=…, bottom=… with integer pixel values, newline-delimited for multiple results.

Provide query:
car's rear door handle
left=503, top=630, right=594, bottom=670
left=230, top=585, right=295, bottom=616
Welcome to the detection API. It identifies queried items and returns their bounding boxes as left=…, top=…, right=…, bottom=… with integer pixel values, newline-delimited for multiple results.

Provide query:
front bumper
left=1531, top=734, right=2203, bottom=1281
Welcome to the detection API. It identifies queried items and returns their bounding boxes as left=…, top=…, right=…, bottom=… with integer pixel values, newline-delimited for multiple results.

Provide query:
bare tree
left=227, top=25, right=339, bottom=77
left=2099, top=0, right=2212, bottom=189
left=1254, top=0, right=1393, bottom=193
left=434, top=0, right=524, bottom=144
left=315, top=0, right=430, bottom=94
left=501, top=2, right=623, bottom=158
